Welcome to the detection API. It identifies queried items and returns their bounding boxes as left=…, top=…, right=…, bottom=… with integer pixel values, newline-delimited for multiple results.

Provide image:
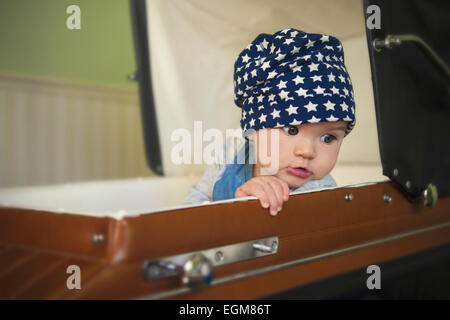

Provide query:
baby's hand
left=235, top=176, right=290, bottom=216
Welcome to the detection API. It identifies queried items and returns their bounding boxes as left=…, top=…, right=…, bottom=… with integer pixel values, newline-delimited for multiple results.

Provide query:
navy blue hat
left=234, top=28, right=355, bottom=135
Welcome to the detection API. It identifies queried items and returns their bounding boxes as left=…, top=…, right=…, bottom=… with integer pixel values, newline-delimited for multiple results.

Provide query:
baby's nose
left=294, top=140, right=315, bottom=159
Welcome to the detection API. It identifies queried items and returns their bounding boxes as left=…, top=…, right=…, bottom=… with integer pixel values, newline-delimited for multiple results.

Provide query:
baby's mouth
left=287, top=166, right=312, bottom=179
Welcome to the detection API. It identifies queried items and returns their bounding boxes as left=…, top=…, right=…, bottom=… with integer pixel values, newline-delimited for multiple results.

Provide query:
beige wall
left=337, top=35, right=381, bottom=166
left=330, top=35, right=385, bottom=185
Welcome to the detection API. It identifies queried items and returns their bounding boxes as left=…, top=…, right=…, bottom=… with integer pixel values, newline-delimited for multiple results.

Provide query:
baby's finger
left=278, top=179, right=290, bottom=201
left=256, top=180, right=281, bottom=216
left=268, top=176, right=290, bottom=202
left=240, top=182, right=270, bottom=209
left=266, top=178, right=285, bottom=211
left=235, top=186, right=249, bottom=198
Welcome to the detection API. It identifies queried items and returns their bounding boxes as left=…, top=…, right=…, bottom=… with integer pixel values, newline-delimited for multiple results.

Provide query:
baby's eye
left=320, top=134, right=336, bottom=143
left=282, top=125, right=299, bottom=136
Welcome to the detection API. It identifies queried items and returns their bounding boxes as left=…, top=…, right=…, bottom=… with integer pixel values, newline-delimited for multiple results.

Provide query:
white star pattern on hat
left=275, top=53, right=286, bottom=61
left=343, top=115, right=352, bottom=121
left=276, top=80, right=287, bottom=89
left=278, top=90, right=290, bottom=100
left=261, top=38, right=269, bottom=49
left=261, top=61, right=271, bottom=71
left=326, top=115, right=339, bottom=121
left=284, top=38, right=295, bottom=45
left=304, top=101, right=318, bottom=112
left=270, top=43, right=276, bottom=53
left=242, top=54, right=251, bottom=63
left=296, top=87, right=313, bottom=98
left=301, top=55, right=311, bottom=61
left=293, top=75, right=304, bottom=85
left=286, top=104, right=298, bottom=115
left=328, top=73, right=336, bottom=82
left=291, top=46, right=300, bottom=54
left=292, top=65, right=302, bottom=73
left=259, top=113, right=267, bottom=123
left=267, top=70, right=278, bottom=79
left=271, top=109, right=281, bottom=119
left=313, top=85, right=325, bottom=95
left=308, top=62, right=319, bottom=72
left=308, top=116, right=321, bottom=123
left=330, top=86, right=340, bottom=94
left=324, top=100, right=336, bottom=110
left=305, top=40, right=315, bottom=49
left=320, top=35, right=329, bottom=42
left=340, top=102, right=349, bottom=112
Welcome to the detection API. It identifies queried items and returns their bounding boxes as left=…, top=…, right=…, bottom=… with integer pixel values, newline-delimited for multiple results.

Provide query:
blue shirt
left=212, top=140, right=254, bottom=201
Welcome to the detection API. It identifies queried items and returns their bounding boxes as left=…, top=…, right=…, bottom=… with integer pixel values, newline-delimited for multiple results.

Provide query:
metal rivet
left=423, top=184, right=438, bottom=209
left=271, top=240, right=279, bottom=252
left=215, top=251, right=224, bottom=262
left=393, top=168, right=399, bottom=176
left=372, top=39, right=382, bottom=52
left=406, top=181, right=411, bottom=189
left=146, top=264, right=160, bottom=278
left=92, top=233, right=104, bottom=244
left=383, top=193, right=392, bottom=204
left=345, top=194, right=354, bottom=202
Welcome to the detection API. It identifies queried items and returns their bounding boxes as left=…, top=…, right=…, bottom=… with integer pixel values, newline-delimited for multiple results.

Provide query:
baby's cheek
left=322, top=147, right=340, bottom=172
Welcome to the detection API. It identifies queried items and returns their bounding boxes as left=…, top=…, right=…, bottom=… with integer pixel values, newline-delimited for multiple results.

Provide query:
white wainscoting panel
left=0, top=75, right=154, bottom=188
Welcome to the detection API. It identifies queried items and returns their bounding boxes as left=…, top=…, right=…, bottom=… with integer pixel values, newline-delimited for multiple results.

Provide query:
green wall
left=0, top=0, right=136, bottom=87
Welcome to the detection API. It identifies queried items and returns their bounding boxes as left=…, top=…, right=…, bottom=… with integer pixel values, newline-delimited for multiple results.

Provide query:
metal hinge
left=142, top=236, right=279, bottom=289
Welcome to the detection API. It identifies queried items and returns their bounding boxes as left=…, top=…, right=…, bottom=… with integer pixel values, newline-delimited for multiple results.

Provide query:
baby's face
left=252, top=121, right=348, bottom=188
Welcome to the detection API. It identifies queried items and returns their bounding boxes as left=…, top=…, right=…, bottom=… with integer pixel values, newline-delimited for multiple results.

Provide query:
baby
left=184, top=28, right=355, bottom=215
